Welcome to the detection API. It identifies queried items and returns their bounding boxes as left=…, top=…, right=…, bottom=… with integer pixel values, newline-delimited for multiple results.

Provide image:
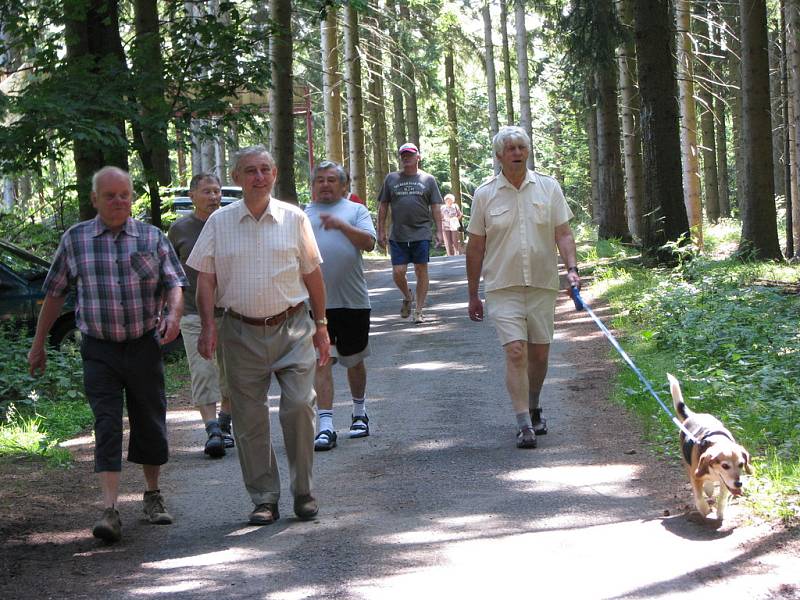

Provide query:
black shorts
left=326, top=308, right=371, bottom=357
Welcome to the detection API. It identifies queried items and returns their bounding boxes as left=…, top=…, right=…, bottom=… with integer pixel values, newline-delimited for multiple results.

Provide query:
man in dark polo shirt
left=168, top=173, right=234, bottom=458
left=27, top=166, right=187, bottom=543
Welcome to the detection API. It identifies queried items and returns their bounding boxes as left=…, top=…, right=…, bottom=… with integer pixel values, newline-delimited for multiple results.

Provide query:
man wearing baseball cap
left=376, top=142, right=444, bottom=324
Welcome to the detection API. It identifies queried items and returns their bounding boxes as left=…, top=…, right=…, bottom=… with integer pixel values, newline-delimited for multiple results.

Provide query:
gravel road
left=2, top=254, right=798, bottom=599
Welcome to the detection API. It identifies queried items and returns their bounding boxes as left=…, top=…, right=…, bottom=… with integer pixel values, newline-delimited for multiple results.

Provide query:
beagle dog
left=668, top=373, right=753, bottom=521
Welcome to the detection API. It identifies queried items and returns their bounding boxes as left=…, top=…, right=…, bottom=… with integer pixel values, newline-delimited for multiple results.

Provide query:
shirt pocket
left=530, top=200, right=549, bottom=224
left=130, top=251, right=159, bottom=280
left=488, top=206, right=513, bottom=230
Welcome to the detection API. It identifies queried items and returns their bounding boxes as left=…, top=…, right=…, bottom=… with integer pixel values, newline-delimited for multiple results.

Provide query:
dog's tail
left=667, top=373, right=691, bottom=422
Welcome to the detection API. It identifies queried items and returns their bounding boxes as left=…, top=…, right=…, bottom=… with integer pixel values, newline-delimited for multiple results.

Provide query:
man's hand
left=198, top=322, right=217, bottom=360
left=377, top=230, right=388, bottom=249
left=319, top=214, right=343, bottom=231
left=435, top=231, right=445, bottom=248
left=159, top=314, right=181, bottom=345
left=27, top=343, right=47, bottom=376
left=313, top=325, right=331, bottom=366
left=566, top=271, right=581, bottom=291
left=468, top=295, right=484, bottom=322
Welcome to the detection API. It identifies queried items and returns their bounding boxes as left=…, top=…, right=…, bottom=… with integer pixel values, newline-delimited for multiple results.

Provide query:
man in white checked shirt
left=188, top=145, right=330, bottom=526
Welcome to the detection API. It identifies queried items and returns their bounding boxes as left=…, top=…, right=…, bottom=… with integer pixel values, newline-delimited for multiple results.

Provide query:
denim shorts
left=389, top=239, right=431, bottom=265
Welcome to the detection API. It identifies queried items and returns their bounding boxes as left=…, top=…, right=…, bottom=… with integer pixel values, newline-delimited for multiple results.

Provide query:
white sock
left=352, top=397, right=366, bottom=418
left=318, top=410, right=333, bottom=432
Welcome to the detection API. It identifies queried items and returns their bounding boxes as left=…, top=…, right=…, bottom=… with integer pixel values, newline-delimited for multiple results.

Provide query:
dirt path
left=1, top=255, right=798, bottom=599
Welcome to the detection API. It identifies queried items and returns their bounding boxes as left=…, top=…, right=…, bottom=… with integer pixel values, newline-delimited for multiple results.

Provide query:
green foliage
left=0, top=327, right=91, bottom=465
left=592, top=223, right=800, bottom=519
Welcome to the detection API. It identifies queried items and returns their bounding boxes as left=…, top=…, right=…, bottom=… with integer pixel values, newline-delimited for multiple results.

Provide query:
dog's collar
left=699, top=430, right=734, bottom=446
left=682, top=430, right=734, bottom=464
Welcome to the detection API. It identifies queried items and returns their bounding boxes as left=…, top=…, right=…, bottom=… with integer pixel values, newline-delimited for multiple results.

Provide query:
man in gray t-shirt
left=306, top=161, right=377, bottom=450
left=377, top=142, right=444, bottom=324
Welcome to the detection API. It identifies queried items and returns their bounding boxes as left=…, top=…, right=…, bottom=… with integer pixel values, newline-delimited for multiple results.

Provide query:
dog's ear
left=695, top=452, right=713, bottom=478
left=742, top=449, right=754, bottom=475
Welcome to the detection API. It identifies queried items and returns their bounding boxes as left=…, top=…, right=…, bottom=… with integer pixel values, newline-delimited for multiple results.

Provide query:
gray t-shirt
left=168, top=214, right=205, bottom=314
left=377, top=170, right=443, bottom=242
left=305, top=199, right=376, bottom=309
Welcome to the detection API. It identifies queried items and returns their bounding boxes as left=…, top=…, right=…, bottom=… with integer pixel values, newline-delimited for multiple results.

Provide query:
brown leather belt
left=226, top=303, right=306, bottom=327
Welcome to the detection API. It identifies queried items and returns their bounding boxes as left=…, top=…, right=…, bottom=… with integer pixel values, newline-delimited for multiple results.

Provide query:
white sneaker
left=413, top=310, right=425, bottom=324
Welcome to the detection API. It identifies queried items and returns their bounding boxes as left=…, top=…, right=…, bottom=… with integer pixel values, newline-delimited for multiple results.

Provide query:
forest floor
left=0, top=255, right=798, bottom=599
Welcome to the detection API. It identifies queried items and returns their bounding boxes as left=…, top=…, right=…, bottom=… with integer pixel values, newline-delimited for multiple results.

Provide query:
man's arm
left=302, top=266, right=331, bottom=366
left=27, top=294, right=68, bottom=375
left=555, top=222, right=581, bottom=290
left=196, top=271, right=218, bottom=360
left=159, top=286, right=183, bottom=345
left=465, top=233, right=487, bottom=321
left=319, top=214, right=376, bottom=251
left=377, top=201, right=389, bottom=249
left=431, top=203, right=445, bottom=247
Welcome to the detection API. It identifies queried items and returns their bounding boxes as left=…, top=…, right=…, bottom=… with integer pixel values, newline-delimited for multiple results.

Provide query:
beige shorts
left=180, top=313, right=228, bottom=407
left=486, top=286, right=558, bottom=345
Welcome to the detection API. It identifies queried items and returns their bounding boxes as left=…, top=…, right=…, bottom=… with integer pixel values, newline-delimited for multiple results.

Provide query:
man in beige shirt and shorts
left=466, top=126, right=581, bottom=449
left=188, top=146, right=331, bottom=525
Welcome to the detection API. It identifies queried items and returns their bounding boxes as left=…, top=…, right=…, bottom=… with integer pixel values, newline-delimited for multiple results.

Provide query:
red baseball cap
left=398, top=142, right=419, bottom=155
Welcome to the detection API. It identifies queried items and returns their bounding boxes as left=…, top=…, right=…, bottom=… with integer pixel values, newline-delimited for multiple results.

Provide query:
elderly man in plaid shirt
left=27, top=166, right=188, bottom=544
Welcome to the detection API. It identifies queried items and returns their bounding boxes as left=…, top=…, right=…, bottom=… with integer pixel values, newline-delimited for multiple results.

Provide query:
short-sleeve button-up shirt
left=43, top=216, right=188, bottom=342
left=186, top=198, right=322, bottom=318
left=467, top=170, right=573, bottom=292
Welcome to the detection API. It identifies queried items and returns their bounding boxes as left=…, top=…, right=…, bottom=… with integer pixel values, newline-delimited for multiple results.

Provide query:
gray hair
left=189, top=172, right=221, bottom=191
left=313, top=160, right=347, bottom=184
left=231, top=145, right=274, bottom=173
left=492, top=126, right=531, bottom=156
left=91, top=166, right=131, bottom=193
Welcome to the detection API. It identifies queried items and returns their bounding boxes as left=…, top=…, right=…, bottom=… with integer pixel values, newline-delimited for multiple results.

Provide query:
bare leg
left=142, top=464, right=161, bottom=492
left=527, top=343, right=550, bottom=411
left=503, top=340, right=529, bottom=415
left=413, top=262, right=429, bottom=310
left=220, top=396, right=231, bottom=414
left=346, top=361, right=367, bottom=399
left=392, top=264, right=413, bottom=300
left=99, top=471, right=121, bottom=508
left=198, top=403, right=217, bottom=422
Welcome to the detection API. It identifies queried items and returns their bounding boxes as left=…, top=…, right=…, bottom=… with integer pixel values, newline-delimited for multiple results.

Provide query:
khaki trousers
left=180, top=313, right=228, bottom=407
left=220, top=309, right=317, bottom=505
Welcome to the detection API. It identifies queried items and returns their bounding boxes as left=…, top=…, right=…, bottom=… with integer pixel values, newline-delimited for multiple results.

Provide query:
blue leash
left=569, top=286, right=700, bottom=444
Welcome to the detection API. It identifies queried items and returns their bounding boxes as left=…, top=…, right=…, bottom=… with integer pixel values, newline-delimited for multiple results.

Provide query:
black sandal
left=531, top=408, right=548, bottom=436
left=314, top=429, right=337, bottom=451
left=349, top=414, right=370, bottom=438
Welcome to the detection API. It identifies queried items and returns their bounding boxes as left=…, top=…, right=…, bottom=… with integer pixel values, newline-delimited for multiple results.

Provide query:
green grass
left=584, top=221, right=800, bottom=521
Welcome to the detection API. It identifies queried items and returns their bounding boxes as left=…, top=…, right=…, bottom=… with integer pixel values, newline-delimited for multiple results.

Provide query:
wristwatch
left=567, top=266, right=579, bottom=275
left=314, top=318, right=328, bottom=327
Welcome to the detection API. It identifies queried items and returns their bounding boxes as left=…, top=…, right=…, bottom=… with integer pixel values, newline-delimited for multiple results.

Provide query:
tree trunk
left=344, top=5, right=367, bottom=203
left=132, top=0, right=170, bottom=229
left=64, top=0, right=129, bottom=221
left=321, top=6, right=344, bottom=164
left=514, top=0, right=534, bottom=169
left=695, top=3, right=721, bottom=224
left=365, top=2, right=390, bottom=201
left=482, top=1, right=500, bottom=174
left=769, top=26, right=786, bottom=201
left=585, top=82, right=600, bottom=221
left=787, top=0, right=800, bottom=251
left=633, top=0, right=690, bottom=259
left=782, top=0, right=794, bottom=257
left=445, top=46, right=462, bottom=205
left=712, top=1, right=732, bottom=217
left=725, top=2, right=744, bottom=213
left=269, top=0, right=297, bottom=203
left=499, top=0, right=515, bottom=125
left=676, top=0, right=703, bottom=246
left=594, top=61, right=630, bottom=241
left=398, top=1, right=420, bottom=147
left=386, top=0, right=406, bottom=150
left=739, top=0, right=782, bottom=258
left=615, top=0, right=643, bottom=241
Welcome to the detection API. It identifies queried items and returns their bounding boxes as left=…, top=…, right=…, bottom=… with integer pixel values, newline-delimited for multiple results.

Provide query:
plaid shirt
left=44, top=216, right=187, bottom=342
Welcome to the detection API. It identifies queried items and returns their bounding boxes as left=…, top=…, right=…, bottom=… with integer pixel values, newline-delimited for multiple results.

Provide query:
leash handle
left=570, top=285, right=585, bottom=311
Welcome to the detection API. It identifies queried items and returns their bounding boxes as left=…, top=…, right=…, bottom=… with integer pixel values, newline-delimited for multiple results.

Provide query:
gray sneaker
left=143, top=490, right=173, bottom=525
left=92, top=507, right=122, bottom=542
